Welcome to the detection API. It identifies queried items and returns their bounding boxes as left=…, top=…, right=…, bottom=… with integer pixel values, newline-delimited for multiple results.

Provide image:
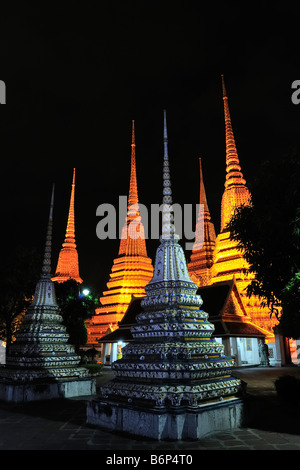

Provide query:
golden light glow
left=86, top=121, right=153, bottom=346
left=188, top=158, right=216, bottom=287
left=52, top=168, right=83, bottom=284
left=188, top=76, right=278, bottom=340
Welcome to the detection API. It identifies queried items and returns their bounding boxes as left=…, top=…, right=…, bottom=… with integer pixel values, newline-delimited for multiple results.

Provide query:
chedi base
left=87, top=397, right=243, bottom=440
left=0, top=377, right=96, bottom=403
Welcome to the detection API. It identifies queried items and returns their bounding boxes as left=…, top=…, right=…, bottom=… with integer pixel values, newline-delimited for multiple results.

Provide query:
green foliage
left=54, top=280, right=99, bottom=352
left=227, top=148, right=300, bottom=330
left=81, top=362, right=103, bottom=375
left=278, top=274, right=300, bottom=339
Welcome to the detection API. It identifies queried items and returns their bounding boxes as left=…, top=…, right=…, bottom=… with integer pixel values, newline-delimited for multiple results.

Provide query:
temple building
left=52, top=168, right=83, bottom=284
left=0, top=186, right=95, bottom=402
left=188, top=76, right=278, bottom=365
left=197, top=279, right=267, bottom=367
left=85, top=121, right=153, bottom=360
left=87, top=110, right=243, bottom=440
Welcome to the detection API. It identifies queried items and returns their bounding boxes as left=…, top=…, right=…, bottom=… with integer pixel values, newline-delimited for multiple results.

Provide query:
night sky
left=1, top=2, right=300, bottom=296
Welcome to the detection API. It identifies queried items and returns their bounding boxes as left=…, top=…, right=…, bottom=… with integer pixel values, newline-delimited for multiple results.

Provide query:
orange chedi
left=188, top=76, right=276, bottom=339
left=209, top=75, right=276, bottom=337
left=188, top=158, right=216, bottom=286
left=210, top=74, right=252, bottom=292
left=219, top=74, right=251, bottom=232
left=52, top=168, right=83, bottom=284
left=86, top=121, right=153, bottom=347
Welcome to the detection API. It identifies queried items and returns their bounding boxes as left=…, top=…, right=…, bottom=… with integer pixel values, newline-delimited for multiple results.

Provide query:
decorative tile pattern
left=99, top=111, right=241, bottom=410
left=0, top=186, right=89, bottom=383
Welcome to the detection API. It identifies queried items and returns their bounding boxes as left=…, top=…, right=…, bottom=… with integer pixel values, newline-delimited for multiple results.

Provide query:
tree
left=279, top=274, right=300, bottom=339
left=0, top=244, right=41, bottom=354
left=227, top=147, right=300, bottom=337
left=54, top=280, right=98, bottom=352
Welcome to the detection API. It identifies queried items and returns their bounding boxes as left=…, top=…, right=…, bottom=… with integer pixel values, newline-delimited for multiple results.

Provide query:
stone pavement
left=1, top=366, right=300, bottom=451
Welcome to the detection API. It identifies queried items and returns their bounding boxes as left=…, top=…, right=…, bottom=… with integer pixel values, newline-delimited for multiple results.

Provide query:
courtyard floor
left=0, top=365, right=300, bottom=453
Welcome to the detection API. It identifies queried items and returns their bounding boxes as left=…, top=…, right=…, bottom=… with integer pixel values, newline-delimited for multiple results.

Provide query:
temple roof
left=212, top=321, right=266, bottom=337
left=99, top=279, right=268, bottom=343
left=99, top=297, right=142, bottom=343
left=198, top=279, right=244, bottom=317
left=198, top=279, right=269, bottom=339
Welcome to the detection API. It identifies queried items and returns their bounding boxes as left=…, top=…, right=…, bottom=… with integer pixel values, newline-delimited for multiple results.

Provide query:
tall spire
left=162, top=109, right=176, bottom=239
left=65, top=168, right=76, bottom=243
left=86, top=120, right=153, bottom=348
left=222, top=74, right=246, bottom=190
left=199, top=158, right=209, bottom=217
left=31, top=185, right=58, bottom=307
left=118, top=121, right=147, bottom=256
left=198, top=157, right=216, bottom=240
left=41, top=183, right=55, bottom=278
left=148, top=110, right=192, bottom=285
left=52, top=168, right=83, bottom=284
left=220, top=75, right=250, bottom=231
left=210, top=77, right=277, bottom=340
left=0, top=185, right=94, bottom=396
left=87, top=109, right=242, bottom=441
left=188, top=158, right=216, bottom=286
left=127, top=120, right=139, bottom=216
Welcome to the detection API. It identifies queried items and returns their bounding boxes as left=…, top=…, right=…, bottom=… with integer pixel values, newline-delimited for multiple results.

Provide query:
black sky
left=1, top=1, right=300, bottom=295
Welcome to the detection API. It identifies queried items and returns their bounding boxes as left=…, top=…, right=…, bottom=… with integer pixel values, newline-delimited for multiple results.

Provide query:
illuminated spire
left=65, top=168, right=76, bottom=242
left=188, top=158, right=216, bottom=286
left=87, top=121, right=153, bottom=347
left=52, top=168, right=83, bottom=284
left=1, top=185, right=92, bottom=389
left=198, top=158, right=216, bottom=239
left=91, top=111, right=242, bottom=438
left=222, top=74, right=246, bottom=189
left=118, top=121, right=147, bottom=257
left=199, top=157, right=209, bottom=218
left=220, top=75, right=250, bottom=231
left=210, top=78, right=276, bottom=339
left=127, top=120, right=139, bottom=216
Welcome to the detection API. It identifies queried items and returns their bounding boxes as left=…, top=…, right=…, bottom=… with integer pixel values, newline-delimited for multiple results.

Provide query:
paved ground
left=1, top=366, right=300, bottom=452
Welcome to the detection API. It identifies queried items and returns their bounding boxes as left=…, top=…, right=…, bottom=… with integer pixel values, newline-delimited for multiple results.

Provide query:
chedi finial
left=162, top=110, right=175, bottom=239
left=41, top=184, right=55, bottom=277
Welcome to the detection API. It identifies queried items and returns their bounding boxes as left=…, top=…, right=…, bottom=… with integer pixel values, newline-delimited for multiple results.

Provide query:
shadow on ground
left=0, top=397, right=88, bottom=425
left=1, top=367, right=300, bottom=437
left=242, top=393, right=300, bottom=435
left=233, top=365, right=300, bottom=435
